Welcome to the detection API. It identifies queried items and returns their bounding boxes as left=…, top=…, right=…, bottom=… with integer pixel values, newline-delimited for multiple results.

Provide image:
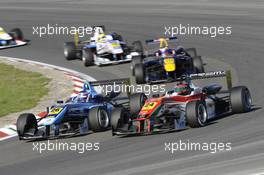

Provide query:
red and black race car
left=111, top=71, right=252, bottom=136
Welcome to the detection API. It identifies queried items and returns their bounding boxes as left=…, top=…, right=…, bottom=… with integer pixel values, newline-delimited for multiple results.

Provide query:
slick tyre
left=64, top=42, right=77, bottom=60
left=131, top=56, right=143, bottom=76
left=10, top=28, right=24, bottom=41
left=16, top=113, right=38, bottom=139
left=193, top=56, right=205, bottom=73
left=132, top=41, right=144, bottom=53
left=130, top=93, right=147, bottom=116
left=88, top=107, right=110, bottom=132
left=185, top=48, right=197, bottom=58
left=186, top=100, right=207, bottom=128
left=111, top=107, right=129, bottom=132
left=135, top=63, right=146, bottom=84
left=230, top=86, right=252, bottom=113
left=82, top=48, right=94, bottom=66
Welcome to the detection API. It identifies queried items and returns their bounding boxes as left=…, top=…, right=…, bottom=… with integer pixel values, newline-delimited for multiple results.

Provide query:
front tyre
left=131, top=56, right=143, bottom=76
left=88, top=107, right=110, bottom=132
left=64, top=42, right=77, bottom=60
left=82, top=48, right=94, bottom=66
left=130, top=93, right=147, bottom=116
left=111, top=107, right=129, bottom=133
left=193, top=56, right=205, bottom=73
left=10, top=28, right=24, bottom=41
left=16, top=113, right=38, bottom=139
left=132, top=41, right=143, bottom=53
left=186, top=100, right=207, bottom=128
left=135, top=63, right=146, bottom=84
left=230, top=86, right=252, bottom=113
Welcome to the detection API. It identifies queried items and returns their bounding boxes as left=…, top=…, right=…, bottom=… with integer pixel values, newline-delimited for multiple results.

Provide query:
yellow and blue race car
left=131, top=37, right=205, bottom=84
left=0, top=27, right=27, bottom=49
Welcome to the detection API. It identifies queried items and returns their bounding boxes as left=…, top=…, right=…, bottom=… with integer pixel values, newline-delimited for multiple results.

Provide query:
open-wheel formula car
left=111, top=71, right=252, bottom=136
left=0, top=27, right=27, bottom=49
left=16, top=78, right=135, bottom=140
left=64, top=26, right=143, bottom=66
left=131, top=37, right=205, bottom=84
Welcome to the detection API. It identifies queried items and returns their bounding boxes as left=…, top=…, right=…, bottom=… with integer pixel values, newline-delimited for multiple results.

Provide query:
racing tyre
left=112, top=32, right=123, bottom=41
left=88, top=107, right=110, bottom=132
left=186, top=100, right=207, bottom=128
left=132, top=41, right=144, bottom=53
left=64, top=42, right=77, bottom=60
left=111, top=107, right=129, bottom=132
left=82, top=48, right=94, bottom=66
left=193, top=56, right=205, bottom=73
left=10, top=28, right=24, bottom=40
left=230, top=86, right=252, bottom=113
left=131, top=56, right=143, bottom=76
left=135, top=63, right=146, bottom=84
left=16, top=113, right=38, bottom=139
left=130, top=93, right=147, bottom=116
left=185, top=48, right=197, bottom=58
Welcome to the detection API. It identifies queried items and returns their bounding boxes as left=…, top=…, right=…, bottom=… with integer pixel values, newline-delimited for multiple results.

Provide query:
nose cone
left=139, top=99, right=160, bottom=116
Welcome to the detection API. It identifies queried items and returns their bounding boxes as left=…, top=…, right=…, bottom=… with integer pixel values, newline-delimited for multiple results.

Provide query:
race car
left=0, top=27, right=27, bottom=49
left=131, top=37, right=205, bottom=84
left=16, top=78, right=136, bottom=140
left=64, top=26, right=143, bottom=66
left=111, top=71, right=252, bottom=136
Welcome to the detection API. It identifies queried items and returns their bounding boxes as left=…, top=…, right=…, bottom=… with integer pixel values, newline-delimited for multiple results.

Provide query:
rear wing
left=145, top=37, right=177, bottom=48
left=188, top=70, right=233, bottom=90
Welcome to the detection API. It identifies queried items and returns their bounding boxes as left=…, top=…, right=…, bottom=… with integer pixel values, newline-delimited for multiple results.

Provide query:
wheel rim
left=197, top=104, right=207, bottom=125
left=244, top=90, right=252, bottom=110
left=98, top=110, right=109, bottom=128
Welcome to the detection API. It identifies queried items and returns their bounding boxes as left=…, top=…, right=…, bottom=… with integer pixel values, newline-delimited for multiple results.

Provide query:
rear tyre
left=185, top=48, right=197, bottom=58
left=186, top=100, right=207, bottom=128
left=82, top=48, right=94, bottom=66
left=10, top=28, right=24, bottom=40
left=88, top=107, right=110, bottom=132
left=135, top=63, right=146, bottom=84
left=130, top=93, right=147, bottom=115
left=64, top=42, right=77, bottom=60
left=111, top=32, right=123, bottom=41
left=230, top=86, right=252, bottom=113
left=131, top=56, right=143, bottom=76
left=111, top=107, right=129, bottom=132
left=132, top=41, right=143, bottom=53
left=16, top=113, right=38, bottom=138
left=193, top=56, right=205, bottom=73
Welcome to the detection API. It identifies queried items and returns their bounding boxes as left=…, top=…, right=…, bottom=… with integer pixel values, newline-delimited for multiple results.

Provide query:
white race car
left=0, top=27, right=27, bottom=49
left=64, top=26, right=143, bottom=66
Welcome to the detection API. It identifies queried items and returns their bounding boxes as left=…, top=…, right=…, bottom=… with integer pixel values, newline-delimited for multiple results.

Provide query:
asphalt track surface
left=0, top=0, right=264, bottom=174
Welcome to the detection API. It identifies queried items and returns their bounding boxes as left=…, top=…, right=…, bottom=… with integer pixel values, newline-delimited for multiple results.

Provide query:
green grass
left=0, top=63, right=50, bottom=117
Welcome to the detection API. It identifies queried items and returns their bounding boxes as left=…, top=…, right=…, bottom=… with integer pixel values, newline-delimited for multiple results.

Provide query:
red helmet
left=174, top=83, right=190, bottom=95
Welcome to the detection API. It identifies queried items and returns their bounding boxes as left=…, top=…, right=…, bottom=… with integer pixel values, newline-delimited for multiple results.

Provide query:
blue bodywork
left=142, top=48, right=195, bottom=83
left=39, top=81, right=114, bottom=136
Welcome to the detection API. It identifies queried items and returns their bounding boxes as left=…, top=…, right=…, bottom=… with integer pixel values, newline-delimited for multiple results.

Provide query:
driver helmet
left=76, top=91, right=90, bottom=102
left=97, top=33, right=106, bottom=42
left=156, top=47, right=174, bottom=56
left=174, top=83, right=191, bottom=96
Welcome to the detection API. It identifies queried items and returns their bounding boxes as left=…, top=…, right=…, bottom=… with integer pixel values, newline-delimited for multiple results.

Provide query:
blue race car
left=131, top=37, right=205, bottom=84
left=64, top=26, right=143, bottom=67
left=16, top=78, right=132, bottom=140
left=0, top=27, right=27, bottom=49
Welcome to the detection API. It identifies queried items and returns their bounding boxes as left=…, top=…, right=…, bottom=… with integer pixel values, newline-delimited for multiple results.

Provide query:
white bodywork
left=0, top=27, right=27, bottom=49
left=83, top=27, right=140, bottom=65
